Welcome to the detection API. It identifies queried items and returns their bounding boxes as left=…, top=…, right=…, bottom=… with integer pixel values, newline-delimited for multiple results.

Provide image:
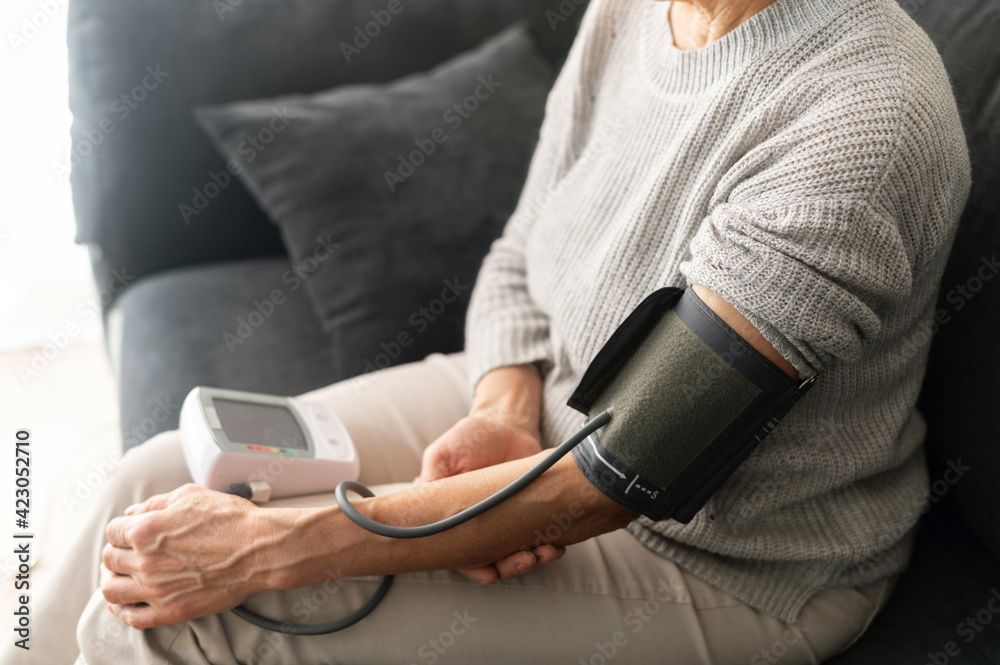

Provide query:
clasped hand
left=417, top=412, right=567, bottom=584
left=101, top=483, right=282, bottom=629
left=101, top=366, right=567, bottom=628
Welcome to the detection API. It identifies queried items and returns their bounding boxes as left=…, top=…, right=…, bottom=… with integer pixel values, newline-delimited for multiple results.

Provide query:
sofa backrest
left=907, top=0, right=1000, bottom=557
left=68, top=0, right=588, bottom=294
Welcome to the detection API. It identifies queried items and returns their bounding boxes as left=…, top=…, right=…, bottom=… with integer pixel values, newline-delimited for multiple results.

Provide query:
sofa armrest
left=68, top=0, right=588, bottom=297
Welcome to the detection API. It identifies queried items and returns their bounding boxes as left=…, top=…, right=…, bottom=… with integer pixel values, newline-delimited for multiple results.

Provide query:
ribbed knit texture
left=465, top=0, right=970, bottom=623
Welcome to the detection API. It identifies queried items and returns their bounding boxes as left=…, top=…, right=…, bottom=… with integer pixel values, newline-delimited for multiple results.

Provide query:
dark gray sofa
left=68, top=0, right=999, bottom=661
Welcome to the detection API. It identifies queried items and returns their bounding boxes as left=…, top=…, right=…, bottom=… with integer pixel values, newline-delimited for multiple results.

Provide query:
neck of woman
left=667, top=0, right=780, bottom=49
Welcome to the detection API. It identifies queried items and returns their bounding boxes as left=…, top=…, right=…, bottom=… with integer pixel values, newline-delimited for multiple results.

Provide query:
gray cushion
left=68, top=0, right=587, bottom=290
left=907, top=0, right=1000, bottom=558
left=114, top=258, right=338, bottom=450
left=194, top=24, right=554, bottom=379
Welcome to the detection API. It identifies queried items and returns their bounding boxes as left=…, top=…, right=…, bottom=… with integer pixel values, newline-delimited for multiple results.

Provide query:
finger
left=105, top=515, right=139, bottom=548
left=124, top=488, right=181, bottom=516
left=102, top=543, right=143, bottom=576
left=532, top=544, right=567, bottom=565
left=419, top=447, right=452, bottom=484
left=494, top=549, right=538, bottom=580
left=456, top=565, right=498, bottom=585
left=108, top=602, right=170, bottom=630
left=101, top=566, right=147, bottom=606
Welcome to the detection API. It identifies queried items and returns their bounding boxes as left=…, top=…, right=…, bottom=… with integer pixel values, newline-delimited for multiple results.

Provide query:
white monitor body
left=180, top=386, right=359, bottom=499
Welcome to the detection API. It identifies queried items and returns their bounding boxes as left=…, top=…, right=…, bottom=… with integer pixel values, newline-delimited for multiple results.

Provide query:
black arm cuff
left=567, top=287, right=815, bottom=523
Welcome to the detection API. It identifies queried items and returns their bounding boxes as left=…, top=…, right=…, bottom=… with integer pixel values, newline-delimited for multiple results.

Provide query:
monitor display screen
left=213, top=399, right=308, bottom=450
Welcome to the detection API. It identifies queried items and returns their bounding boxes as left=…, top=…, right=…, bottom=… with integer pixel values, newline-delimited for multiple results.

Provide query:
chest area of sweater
left=523, top=85, right=763, bottom=340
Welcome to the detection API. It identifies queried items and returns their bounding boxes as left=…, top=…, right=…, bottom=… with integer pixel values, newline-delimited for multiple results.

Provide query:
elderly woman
left=27, top=0, right=970, bottom=662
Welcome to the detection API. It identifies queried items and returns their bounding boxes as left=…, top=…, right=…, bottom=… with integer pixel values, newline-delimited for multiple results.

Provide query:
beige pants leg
left=13, top=352, right=894, bottom=664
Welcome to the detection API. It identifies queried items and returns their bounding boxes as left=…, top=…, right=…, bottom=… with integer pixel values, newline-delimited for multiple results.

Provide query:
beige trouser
left=10, top=353, right=895, bottom=665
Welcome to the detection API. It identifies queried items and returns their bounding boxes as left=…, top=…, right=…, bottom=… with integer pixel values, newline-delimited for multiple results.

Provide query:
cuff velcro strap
left=568, top=287, right=815, bottom=523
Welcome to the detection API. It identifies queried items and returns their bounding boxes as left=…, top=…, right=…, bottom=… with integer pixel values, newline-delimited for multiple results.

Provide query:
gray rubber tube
left=335, top=409, right=613, bottom=538
left=230, top=409, right=612, bottom=635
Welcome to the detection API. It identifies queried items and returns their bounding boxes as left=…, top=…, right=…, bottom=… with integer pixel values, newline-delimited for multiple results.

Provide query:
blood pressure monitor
left=180, top=387, right=359, bottom=499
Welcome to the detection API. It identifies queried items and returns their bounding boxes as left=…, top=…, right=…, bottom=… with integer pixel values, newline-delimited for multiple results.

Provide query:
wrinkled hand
left=419, top=414, right=544, bottom=484
left=101, top=483, right=282, bottom=629
left=419, top=414, right=567, bottom=584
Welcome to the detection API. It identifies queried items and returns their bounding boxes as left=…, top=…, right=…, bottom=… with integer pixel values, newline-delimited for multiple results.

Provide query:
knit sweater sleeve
left=463, top=101, right=574, bottom=393
left=680, top=61, right=971, bottom=378
left=682, top=197, right=911, bottom=377
left=462, top=5, right=600, bottom=395
left=462, top=220, right=551, bottom=395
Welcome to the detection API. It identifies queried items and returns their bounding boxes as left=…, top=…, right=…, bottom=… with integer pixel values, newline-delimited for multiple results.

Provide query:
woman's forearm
left=258, top=287, right=796, bottom=591
left=261, top=451, right=636, bottom=591
left=469, top=363, right=544, bottom=431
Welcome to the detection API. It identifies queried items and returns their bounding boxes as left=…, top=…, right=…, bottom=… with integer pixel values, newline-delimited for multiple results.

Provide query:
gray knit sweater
left=465, top=0, right=970, bottom=623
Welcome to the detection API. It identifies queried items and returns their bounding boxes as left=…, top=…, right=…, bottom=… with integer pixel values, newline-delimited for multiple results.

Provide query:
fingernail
left=518, top=563, right=531, bottom=572
left=124, top=504, right=137, bottom=515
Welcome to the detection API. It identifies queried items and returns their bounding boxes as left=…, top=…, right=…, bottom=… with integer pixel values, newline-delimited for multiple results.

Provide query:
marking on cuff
left=589, top=436, right=626, bottom=479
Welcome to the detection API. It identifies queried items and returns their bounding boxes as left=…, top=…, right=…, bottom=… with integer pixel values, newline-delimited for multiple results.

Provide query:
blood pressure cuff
left=568, top=287, right=815, bottom=523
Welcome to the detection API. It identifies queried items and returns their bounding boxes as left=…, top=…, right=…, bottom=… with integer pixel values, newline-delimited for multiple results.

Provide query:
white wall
left=1, top=0, right=101, bottom=355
